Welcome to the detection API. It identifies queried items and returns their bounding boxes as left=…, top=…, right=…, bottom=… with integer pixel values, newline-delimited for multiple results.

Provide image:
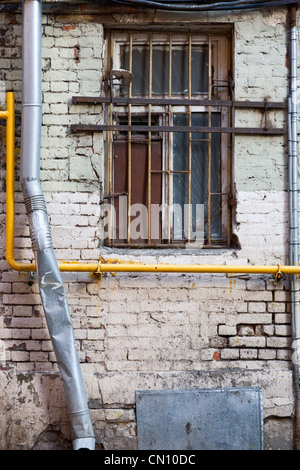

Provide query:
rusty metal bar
left=127, top=32, right=133, bottom=244
left=188, top=34, right=192, bottom=242
left=108, top=31, right=114, bottom=197
left=72, top=96, right=286, bottom=109
left=148, top=33, right=153, bottom=244
left=108, top=30, right=114, bottom=246
left=228, top=67, right=235, bottom=247
left=208, top=35, right=212, bottom=245
left=71, top=124, right=285, bottom=135
left=168, top=34, right=172, bottom=244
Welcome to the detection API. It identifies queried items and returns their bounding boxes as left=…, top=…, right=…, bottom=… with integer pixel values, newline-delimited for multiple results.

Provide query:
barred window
left=104, top=29, right=232, bottom=248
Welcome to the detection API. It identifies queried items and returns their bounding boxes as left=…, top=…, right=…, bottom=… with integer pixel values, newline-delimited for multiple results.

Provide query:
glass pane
left=191, top=45, right=209, bottom=94
left=190, top=113, right=209, bottom=237
left=173, top=173, right=188, bottom=240
left=211, top=194, right=222, bottom=240
left=172, top=112, right=221, bottom=242
left=172, top=45, right=208, bottom=95
left=171, top=46, right=188, bottom=95
left=121, top=43, right=208, bottom=96
left=152, top=46, right=169, bottom=95
left=121, top=45, right=150, bottom=95
left=173, top=114, right=189, bottom=171
left=210, top=114, right=221, bottom=239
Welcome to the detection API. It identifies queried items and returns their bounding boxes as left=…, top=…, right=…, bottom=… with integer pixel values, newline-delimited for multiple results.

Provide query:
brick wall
left=0, top=4, right=296, bottom=450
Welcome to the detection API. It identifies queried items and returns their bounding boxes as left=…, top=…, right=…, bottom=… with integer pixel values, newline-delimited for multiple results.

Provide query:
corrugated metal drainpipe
left=288, top=4, right=300, bottom=450
left=21, top=0, right=95, bottom=450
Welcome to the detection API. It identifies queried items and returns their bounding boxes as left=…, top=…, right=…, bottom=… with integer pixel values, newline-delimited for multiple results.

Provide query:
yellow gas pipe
left=3, top=92, right=300, bottom=277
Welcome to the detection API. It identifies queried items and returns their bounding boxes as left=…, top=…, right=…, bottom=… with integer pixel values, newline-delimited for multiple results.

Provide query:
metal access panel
left=136, top=387, right=263, bottom=450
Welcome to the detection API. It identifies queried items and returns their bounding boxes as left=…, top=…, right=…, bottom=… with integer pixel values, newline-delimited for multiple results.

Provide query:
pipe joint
left=27, top=210, right=53, bottom=251
left=25, top=195, right=52, bottom=250
left=25, top=194, right=47, bottom=214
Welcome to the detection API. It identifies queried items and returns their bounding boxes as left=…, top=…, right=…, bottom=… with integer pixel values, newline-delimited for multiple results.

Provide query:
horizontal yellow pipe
left=51, top=262, right=300, bottom=275
left=0, top=110, right=9, bottom=119
left=4, top=92, right=300, bottom=276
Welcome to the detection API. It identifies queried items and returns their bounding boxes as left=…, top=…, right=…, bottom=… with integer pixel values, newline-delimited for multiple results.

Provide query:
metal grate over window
left=104, top=30, right=232, bottom=248
left=71, top=29, right=286, bottom=250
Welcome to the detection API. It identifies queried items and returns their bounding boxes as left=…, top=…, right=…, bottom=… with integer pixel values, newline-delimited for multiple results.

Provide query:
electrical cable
left=111, top=0, right=299, bottom=10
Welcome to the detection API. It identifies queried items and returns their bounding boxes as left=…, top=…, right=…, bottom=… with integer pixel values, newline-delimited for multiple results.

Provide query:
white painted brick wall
left=0, top=5, right=297, bottom=450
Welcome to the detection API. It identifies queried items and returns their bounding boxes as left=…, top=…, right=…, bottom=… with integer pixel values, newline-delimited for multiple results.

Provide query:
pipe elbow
left=5, top=255, right=35, bottom=272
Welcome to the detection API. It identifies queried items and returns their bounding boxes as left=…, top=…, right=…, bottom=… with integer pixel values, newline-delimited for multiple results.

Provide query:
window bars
left=106, top=30, right=231, bottom=248
left=71, top=29, right=286, bottom=249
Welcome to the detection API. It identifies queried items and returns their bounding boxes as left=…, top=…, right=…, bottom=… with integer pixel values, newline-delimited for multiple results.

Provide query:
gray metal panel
left=136, top=387, right=263, bottom=450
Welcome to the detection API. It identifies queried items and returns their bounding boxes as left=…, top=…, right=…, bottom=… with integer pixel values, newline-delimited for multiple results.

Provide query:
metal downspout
left=288, top=4, right=300, bottom=450
left=21, top=0, right=95, bottom=450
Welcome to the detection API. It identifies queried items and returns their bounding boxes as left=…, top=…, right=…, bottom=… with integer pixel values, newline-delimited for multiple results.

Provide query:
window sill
left=99, top=244, right=240, bottom=258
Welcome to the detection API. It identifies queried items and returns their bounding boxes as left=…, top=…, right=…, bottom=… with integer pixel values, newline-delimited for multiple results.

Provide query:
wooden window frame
left=104, top=28, right=232, bottom=249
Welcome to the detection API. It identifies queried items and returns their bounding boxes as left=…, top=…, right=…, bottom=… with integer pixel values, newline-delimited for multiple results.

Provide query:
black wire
left=216, top=0, right=299, bottom=9
left=139, top=0, right=252, bottom=2
left=145, top=1, right=218, bottom=2
left=113, top=0, right=264, bottom=3
left=111, top=0, right=299, bottom=10
left=111, top=0, right=265, bottom=8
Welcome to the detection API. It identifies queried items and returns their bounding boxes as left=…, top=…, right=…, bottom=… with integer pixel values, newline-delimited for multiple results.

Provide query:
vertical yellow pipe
left=6, top=93, right=17, bottom=268
left=5, top=92, right=34, bottom=272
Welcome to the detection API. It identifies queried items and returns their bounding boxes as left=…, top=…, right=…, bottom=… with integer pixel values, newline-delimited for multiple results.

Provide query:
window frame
left=103, top=28, right=233, bottom=249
